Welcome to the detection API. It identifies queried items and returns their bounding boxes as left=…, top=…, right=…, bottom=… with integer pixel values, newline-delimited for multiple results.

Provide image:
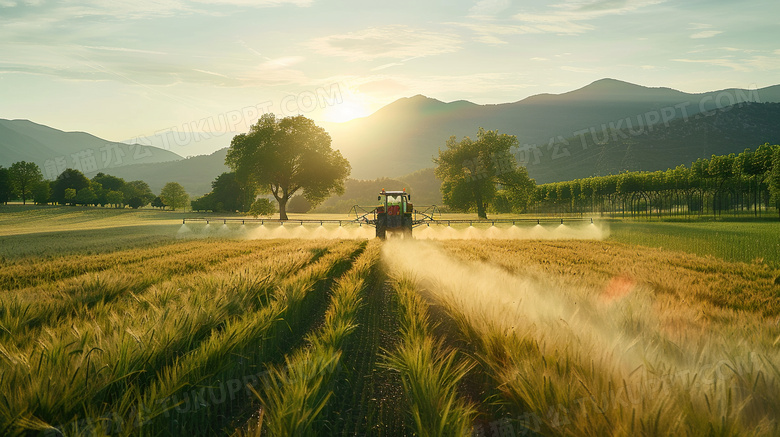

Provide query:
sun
left=322, top=91, right=372, bottom=123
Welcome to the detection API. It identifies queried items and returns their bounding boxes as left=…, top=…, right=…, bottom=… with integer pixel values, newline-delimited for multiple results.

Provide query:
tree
left=434, top=128, right=525, bottom=218
left=212, top=172, right=253, bottom=212
left=160, top=182, right=189, bottom=211
left=190, top=195, right=215, bottom=212
left=0, top=167, right=12, bottom=204
left=770, top=146, right=780, bottom=220
left=122, top=180, right=155, bottom=207
left=75, top=187, right=97, bottom=206
left=127, top=197, right=145, bottom=209
left=248, top=198, right=276, bottom=217
left=226, top=114, right=350, bottom=220
left=64, top=188, right=76, bottom=205
left=106, top=190, right=124, bottom=208
left=53, top=169, right=90, bottom=204
left=92, top=173, right=125, bottom=191
left=151, top=196, right=165, bottom=209
left=32, top=181, right=51, bottom=205
left=191, top=172, right=252, bottom=212
left=9, top=161, right=43, bottom=204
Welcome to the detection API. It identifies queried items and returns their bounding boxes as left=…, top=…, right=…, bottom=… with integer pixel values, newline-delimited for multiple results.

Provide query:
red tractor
left=374, top=189, right=413, bottom=239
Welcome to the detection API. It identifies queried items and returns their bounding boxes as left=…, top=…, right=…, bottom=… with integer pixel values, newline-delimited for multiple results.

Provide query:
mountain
left=530, top=101, right=780, bottom=182
left=327, top=79, right=780, bottom=181
left=0, top=119, right=182, bottom=179
left=8, top=79, right=777, bottom=198
left=94, top=147, right=230, bottom=196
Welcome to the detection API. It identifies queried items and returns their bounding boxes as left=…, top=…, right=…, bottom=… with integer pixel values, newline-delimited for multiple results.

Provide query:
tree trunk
left=473, top=186, right=487, bottom=219
left=278, top=196, right=289, bottom=220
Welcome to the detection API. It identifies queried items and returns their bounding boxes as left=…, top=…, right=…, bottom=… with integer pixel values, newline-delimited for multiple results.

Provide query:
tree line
left=0, top=162, right=190, bottom=211
left=433, top=128, right=780, bottom=221
left=1, top=115, right=350, bottom=220
left=532, top=143, right=780, bottom=219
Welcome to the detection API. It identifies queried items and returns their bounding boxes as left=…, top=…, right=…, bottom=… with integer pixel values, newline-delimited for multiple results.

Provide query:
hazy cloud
left=512, top=0, right=664, bottom=34
left=307, top=25, right=461, bottom=61
left=673, top=55, right=780, bottom=73
left=691, top=30, right=722, bottom=39
left=469, top=0, right=511, bottom=16
left=561, top=65, right=599, bottom=73
left=191, top=0, right=311, bottom=5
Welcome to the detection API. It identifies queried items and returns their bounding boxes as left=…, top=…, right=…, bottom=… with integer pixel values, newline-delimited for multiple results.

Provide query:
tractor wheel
left=376, top=214, right=387, bottom=239
left=402, top=216, right=413, bottom=239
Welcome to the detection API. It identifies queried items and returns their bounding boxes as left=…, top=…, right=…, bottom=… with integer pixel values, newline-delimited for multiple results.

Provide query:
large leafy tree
left=192, top=172, right=254, bottom=212
left=160, top=182, right=189, bottom=211
left=226, top=114, right=350, bottom=220
left=53, top=169, right=90, bottom=204
left=9, top=161, right=43, bottom=204
left=32, top=181, right=51, bottom=205
left=434, top=128, right=532, bottom=218
left=122, top=180, right=155, bottom=208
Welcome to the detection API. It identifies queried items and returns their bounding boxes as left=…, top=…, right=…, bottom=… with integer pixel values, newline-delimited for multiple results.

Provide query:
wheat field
left=1, top=207, right=779, bottom=436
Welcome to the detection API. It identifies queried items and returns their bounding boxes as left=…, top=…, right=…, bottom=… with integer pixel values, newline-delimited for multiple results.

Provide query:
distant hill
left=327, top=79, right=780, bottom=180
left=94, top=148, right=230, bottom=196
left=529, top=102, right=780, bottom=182
left=0, top=119, right=182, bottom=179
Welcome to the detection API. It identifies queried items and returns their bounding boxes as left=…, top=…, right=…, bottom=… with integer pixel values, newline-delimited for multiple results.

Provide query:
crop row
left=0, top=240, right=365, bottom=436
left=383, top=239, right=780, bottom=436
left=252, top=239, right=381, bottom=436
left=0, top=240, right=321, bottom=349
left=383, top=273, right=476, bottom=437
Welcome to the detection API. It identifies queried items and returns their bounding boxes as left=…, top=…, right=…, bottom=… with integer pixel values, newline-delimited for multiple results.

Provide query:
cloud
left=454, top=0, right=663, bottom=44
left=307, top=25, right=461, bottom=61
left=81, top=45, right=168, bottom=55
left=673, top=56, right=780, bottom=73
left=371, top=62, right=405, bottom=71
left=691, top=30, right=722, bottom=39
left=469, top=0, right=511, bottom=17
left=0, top=41, right=312, bottom=88
left=512, top=0, right=665, bottom=33
left=688, top=22, right=713, bottom=29
left=189, top=0, right=312, bottom=6
left=561, top=65, right=599, bottom=73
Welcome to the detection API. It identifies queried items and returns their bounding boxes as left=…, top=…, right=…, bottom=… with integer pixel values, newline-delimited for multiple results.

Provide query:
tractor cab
left=375, top=189, right=413, bottom=239
left=377, top=189, right=412, bottom=215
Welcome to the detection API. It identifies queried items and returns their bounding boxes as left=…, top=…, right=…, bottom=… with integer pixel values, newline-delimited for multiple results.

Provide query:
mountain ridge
left=0, top=118, right=182, bottom=179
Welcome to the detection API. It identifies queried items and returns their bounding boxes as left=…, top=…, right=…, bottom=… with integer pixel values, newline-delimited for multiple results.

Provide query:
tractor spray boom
left=182, top=188, right=593, bottom=239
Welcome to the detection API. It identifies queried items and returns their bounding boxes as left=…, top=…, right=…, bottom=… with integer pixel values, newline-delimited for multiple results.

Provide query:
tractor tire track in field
left=321, top=263, right=409, bottom=436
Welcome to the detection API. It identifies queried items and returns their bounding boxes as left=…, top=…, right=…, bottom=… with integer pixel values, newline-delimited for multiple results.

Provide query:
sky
left=1, top=0, right=779, bottom=156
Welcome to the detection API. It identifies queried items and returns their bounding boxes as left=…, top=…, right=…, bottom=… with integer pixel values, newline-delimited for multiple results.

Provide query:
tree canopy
left=191, top=172, right=253, bottom=212
left=434, top=128, right=534, bottom=218
left=9, top=161, right=43, bottom=205
left=53, top=169, right=90, bottom=204
left=226, top=114, right=350, bottom=220
left=160, top=182, right=189, bottom=211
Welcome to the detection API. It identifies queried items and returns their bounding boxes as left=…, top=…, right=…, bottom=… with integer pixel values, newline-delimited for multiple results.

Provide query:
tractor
left=374, top=189, right=413, bottom=239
